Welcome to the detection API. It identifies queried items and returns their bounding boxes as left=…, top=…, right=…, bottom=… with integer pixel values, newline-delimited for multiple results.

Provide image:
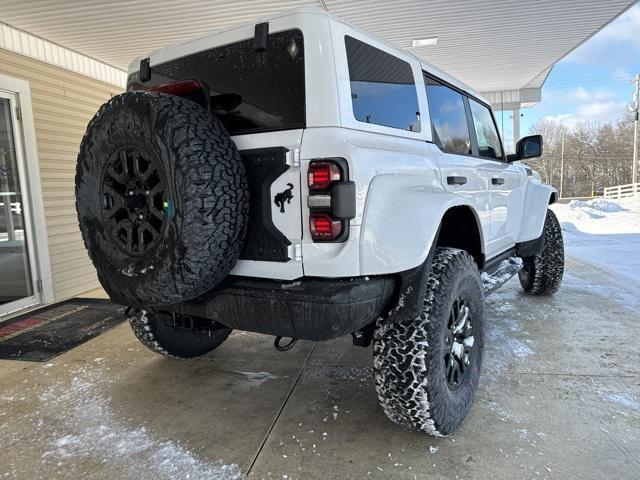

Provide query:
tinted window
left=345, top=36, right=420, bottom=132
left=469, top=99, right=503, bottom=160
left=424, top=75, right=471, bottom=155
left=128, top=29, right=305, bottom=136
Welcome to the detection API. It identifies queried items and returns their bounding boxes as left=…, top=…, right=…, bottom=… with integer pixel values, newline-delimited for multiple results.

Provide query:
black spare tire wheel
left=75, top=91, right=249, bottom=306
left=129, top=310, right=232, bottom=358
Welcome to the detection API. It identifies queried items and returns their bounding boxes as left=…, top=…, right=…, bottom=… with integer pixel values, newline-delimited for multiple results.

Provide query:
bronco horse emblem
left=274, top=183, right=294, bottom=213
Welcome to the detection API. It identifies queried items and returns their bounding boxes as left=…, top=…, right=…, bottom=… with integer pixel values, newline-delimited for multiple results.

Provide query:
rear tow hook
left=274, top=336, right=297, bottom=352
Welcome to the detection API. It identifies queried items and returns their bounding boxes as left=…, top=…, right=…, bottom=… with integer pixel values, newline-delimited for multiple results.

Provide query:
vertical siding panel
left=0, top=48, right=123, bottom=301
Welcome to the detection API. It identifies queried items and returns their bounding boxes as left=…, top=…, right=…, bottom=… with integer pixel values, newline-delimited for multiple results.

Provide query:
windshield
left=127, top=29, right=305, bottom=136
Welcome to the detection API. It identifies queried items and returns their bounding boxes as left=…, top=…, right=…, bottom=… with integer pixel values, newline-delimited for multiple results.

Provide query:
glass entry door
left=0, top=92, right=39, bottom=317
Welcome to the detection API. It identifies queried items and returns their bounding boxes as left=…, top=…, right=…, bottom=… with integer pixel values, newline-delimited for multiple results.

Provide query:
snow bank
left=569, top=198, right=626, bottom=213
left=551, top=196, right=640, bottom=286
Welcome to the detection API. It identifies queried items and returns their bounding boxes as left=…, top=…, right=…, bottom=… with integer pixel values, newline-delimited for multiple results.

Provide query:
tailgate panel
left=239, top=148, right=291, bottom=262
left=230, top=130, right=304, bottom=280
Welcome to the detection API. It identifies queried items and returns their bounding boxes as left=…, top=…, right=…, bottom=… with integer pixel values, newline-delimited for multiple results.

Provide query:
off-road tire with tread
left=373, top=247, right=485, bottom=436
left=76, top=91, right=248, bottom=307
left=518, top=208, right=564, bottom=295
left=129, top=310, right=232, bottom=358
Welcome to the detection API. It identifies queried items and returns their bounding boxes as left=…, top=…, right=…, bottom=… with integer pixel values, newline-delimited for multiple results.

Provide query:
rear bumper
left=163, top=275, right=396, bottom=341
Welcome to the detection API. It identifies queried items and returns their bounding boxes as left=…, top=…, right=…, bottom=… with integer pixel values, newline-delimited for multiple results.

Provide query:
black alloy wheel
left=444, top=297, right=475, bottom=390
left=101, top=145, right=168, bottom=257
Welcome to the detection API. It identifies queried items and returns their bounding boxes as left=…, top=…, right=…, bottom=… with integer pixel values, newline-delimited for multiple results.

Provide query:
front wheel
left=373, top=247, right=485, bottom=436
left=129, top=310, right=231, bottom=358
left=519, top=208, right=564, bottom=295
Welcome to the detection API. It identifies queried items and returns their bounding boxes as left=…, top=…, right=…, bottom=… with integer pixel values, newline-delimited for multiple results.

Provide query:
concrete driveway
left=0, top=255, right=639, bottom=479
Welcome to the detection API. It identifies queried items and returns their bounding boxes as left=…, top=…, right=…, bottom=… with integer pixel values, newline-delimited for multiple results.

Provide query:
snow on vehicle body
left=76, top=7, right=563, bottom=436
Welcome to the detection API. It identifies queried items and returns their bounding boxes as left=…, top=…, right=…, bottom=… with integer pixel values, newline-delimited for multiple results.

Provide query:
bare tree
left=527, top=114, right=635, bottom=197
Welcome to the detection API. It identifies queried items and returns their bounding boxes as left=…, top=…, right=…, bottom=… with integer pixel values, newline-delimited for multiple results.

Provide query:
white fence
left=603, top=183, right=640, bottom=199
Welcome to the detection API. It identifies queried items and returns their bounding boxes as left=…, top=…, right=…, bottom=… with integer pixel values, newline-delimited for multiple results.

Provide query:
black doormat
left=0, top=298, right=126, bottom=362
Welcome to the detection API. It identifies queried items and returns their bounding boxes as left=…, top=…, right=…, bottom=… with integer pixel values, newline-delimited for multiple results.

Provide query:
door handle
left=492, top=177, right=505, bottom=185
left=447, top=176, right=467, bottom=186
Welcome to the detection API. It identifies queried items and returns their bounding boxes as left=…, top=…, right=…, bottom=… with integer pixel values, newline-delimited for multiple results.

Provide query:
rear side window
left=127, top=29, right=305, bottom=136
left=468, top=99, right=503, bottom=160
left=424, top=75, right=471, bottom=155
left=345, top=36, right=420, bottom=132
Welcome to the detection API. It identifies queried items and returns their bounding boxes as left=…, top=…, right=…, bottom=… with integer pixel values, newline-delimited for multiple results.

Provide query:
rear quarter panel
left=301, top=128, right=481, bottom=276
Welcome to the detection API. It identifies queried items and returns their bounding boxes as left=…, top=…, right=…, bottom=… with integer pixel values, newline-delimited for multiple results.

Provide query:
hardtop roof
left=128, top=6, right=488, bottom=105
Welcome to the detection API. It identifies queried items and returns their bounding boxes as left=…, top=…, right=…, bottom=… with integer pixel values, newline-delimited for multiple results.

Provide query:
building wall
left=0, top=48, right=122, bottom=301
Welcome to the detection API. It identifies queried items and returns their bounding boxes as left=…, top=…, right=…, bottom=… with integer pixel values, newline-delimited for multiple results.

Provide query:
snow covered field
left=551, top=197, right=640, bottom=287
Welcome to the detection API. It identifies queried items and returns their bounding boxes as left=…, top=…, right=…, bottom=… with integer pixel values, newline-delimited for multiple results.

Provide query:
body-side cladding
left=517, top=178, right=557, bottom=242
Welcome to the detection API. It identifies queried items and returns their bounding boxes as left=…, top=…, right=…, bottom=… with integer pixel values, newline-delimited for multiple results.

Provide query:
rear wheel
left=129, top=310, right=231, bottom=358
left=374, top=248, right=485, bottom=436
left=519, top=209, right=564, bottom=295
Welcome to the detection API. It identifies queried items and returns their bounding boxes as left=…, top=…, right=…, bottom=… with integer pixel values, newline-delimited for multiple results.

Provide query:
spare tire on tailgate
left=75, top=91, right=248, bottom=306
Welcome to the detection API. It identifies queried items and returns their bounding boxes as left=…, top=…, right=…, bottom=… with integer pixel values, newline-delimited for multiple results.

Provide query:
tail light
left=149, top=79, right=204, bottom=96
left=307, top=159, right=354, bottom=242
left=308, top=161, right=342, bottom=190
left=310, top=214, right=343, bottom=241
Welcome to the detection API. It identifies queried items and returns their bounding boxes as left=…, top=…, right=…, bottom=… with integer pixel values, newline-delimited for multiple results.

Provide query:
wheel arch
left=435, top=205, right=485, bottom=268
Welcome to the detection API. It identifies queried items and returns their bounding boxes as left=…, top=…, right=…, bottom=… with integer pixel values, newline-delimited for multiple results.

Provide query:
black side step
left=482, top=257, right=523, bottom=296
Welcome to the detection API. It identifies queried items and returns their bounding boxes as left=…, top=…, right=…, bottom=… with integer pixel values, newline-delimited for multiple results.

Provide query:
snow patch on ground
left=486, top=400, right=521, bottom=424
left=484, top=285, right=535, bottom=373
left=605, top=393, right=640, bottom=412
left=232, top=370, right=278, bottom=386
left=486, top=331, right=533, bottom=362
left=563, top=271, right=640, bottom=313
left=35, top=366, right=244, bottom=479
left=552, top=197, right=640, bottom=286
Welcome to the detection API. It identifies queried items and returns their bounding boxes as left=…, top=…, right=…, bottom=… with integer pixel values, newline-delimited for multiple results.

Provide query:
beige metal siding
left=0, top=48, right=122, bottom=301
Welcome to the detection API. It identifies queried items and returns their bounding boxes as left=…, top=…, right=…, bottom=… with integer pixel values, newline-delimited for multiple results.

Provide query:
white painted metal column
left=513, top=108, right=521, bottom=148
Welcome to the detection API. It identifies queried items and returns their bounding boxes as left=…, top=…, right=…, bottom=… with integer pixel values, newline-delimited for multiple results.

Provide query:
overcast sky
left=497, top=3, right=640, bottom=147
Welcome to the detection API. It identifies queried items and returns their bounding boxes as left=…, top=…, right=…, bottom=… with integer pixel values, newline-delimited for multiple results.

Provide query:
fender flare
left=519, top=181, right=557, bottom=242
left=359, top=174, right=485, bottom=274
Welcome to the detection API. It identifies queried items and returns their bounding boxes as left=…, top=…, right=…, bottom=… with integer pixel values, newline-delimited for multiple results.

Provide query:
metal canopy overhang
left=0, top=0, right=636, bottom=108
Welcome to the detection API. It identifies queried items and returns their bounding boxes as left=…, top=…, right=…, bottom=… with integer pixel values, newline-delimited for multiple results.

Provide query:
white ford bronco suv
left=75, top=7, right=564, bottom=436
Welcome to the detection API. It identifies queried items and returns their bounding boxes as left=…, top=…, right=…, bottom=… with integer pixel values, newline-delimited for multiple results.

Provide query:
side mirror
left=508, top=134, right=543, bottom=162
